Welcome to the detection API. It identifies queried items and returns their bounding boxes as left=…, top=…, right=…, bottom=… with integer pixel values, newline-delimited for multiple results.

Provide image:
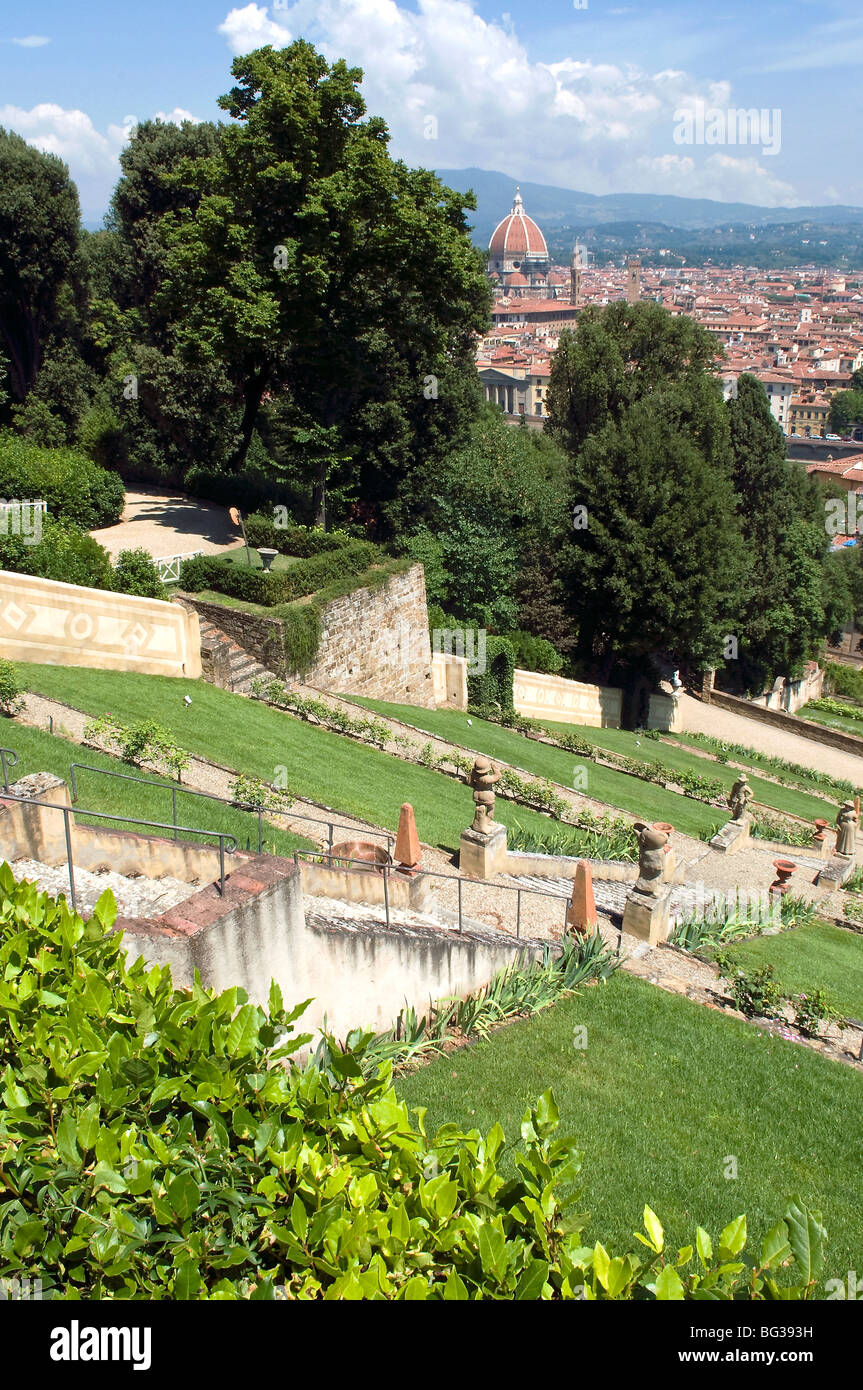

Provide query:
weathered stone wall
left=431, top=652, right=468, bottom=709
left=0, top=571, right=201, bottom=678
left=175, top=594, right=287, bottom=678
left=180, top=564, right=435, bottom=707
left=304, top=563, right=434, bottom=707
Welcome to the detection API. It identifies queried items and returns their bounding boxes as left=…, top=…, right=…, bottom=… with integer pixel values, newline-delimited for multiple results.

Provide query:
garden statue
left=633, top=821, right=668, bottom=897
left=468, top=756, right=501, bottom=834
left=727, top=773, right=753, bottom=823
left=836, top=800, right=858, bottom=858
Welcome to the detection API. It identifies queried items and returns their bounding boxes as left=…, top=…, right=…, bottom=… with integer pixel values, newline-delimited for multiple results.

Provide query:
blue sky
left=2, top=0, right=860, bottom=222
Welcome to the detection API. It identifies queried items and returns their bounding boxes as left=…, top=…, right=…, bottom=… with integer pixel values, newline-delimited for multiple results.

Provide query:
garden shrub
left=0, top=433, right=124, bottom=529
left=0, top=868, right=828, bottom=1300
left=245, top=512, right=353, bottom=557
left=179, top=542, right=378, bottom=607
left=280, top=605, right=321, bottom=676
left=500, top=629, right=564, bottom=675
left=824, top=660, right=863, bottom=705
left=0, top=516, right=115, bottom=590
left=0, top=659, right=24, bottom=717
left=112, top=548, right=167, bottom=600
left=807, top=697, right=863, bottom=726
left=84, top=713, right=189, bottom=782
left=466, top=635, right=515, bottom=715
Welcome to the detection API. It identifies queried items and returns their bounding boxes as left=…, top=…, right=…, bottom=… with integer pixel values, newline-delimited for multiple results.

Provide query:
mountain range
left=435, top=168, right=863, bottom=247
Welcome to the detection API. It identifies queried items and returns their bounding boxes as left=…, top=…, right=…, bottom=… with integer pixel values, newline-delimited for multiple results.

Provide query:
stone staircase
left=197, top=616, right=279, bottom=694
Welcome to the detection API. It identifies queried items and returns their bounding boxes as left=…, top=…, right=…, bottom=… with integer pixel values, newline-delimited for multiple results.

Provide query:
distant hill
left=435, top=168, right=863, bottom=246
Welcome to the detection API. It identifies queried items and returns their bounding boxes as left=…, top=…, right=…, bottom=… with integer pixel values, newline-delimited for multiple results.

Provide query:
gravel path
left=91, top=488, right=246, bottom=561
left=678, top=691, right=863, bottom=784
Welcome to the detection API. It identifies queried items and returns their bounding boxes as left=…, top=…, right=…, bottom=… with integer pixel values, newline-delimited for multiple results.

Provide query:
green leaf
left=76, top=1102, right=101, bottom=1153
left=226, top=1004, right=261, bottom=1057
left=478, top=1225, right=508, bottom=1283
left=514, top=1259, right=549, bottom=1300
left=654, top=1264, right=685, bottom=1300
left=696, top=1226, right=713, bottom=1268
left=92, top=888, right=118, bottom=931
left=718, top=1214, right=747, bottom=1258
left=443, top=1269, right=469, bottom=1300
left=784, top=1198, right=825, bottom=1284
left=760, top=1220, right=791, bottom=1269
left=642, top=1205, right=665, bottom=1254
left=57, top=1112, right=80, bottom=1166
left=166, top=1173, right=200, bottom=1221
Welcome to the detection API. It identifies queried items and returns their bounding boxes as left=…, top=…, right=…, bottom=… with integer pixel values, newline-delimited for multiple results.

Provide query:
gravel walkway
left=91, top=488, right=246, bottom=561
left=678, top=691, right=863, bottom=784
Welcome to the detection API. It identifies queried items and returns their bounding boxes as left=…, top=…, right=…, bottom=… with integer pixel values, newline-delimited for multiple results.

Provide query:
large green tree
left=0, top=130, right=80, bottom=406
left=561, top=390, right=746, bottom=681
left=155, top=41, right=490, bottom=523
left=546, top=301, right=727, bottom=464
left=727, top=374, right=833, bottom=688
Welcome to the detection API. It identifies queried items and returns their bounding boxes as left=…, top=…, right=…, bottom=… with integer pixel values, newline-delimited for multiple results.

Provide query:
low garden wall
left=706, top=689, right=863, bottom=757
left=512, top=668, right=622, bottom=728
left=0, top=570, right=201, bottom=678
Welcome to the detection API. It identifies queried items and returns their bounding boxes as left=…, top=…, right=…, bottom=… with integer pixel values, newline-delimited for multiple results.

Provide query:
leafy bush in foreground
left=0, top=433, right=124, bottom=529
left=0, top=869, right=827, bottom=1299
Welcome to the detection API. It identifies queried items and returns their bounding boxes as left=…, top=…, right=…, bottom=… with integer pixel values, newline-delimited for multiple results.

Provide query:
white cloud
left=0, top=103, right=203, bottom=221
left=214, top=0, right=800, bottom=205
left=155, top=107, right=201, bottom=125
left=218, top=4, right=291, bottom=54
left=8, top=35, right=51, bottom=47
left=635, top=152, right=797, bottom=206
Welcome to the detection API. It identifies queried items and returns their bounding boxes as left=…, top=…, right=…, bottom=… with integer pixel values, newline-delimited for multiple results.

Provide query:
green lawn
left=396, top=973, right=863, bottom=1278
left=799, top=704, right=863, bottom=740
left=0, top=721, right=316, bottom=857
left=349, top=697, right=836, bottom=833
left=13, top=665, right=601, bottom=855
left=709, top=921, right=863, bottom=1022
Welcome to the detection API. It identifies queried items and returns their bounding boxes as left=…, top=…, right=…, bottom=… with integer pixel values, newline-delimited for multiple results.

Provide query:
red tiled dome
left=489, top=188, right=548, bottom=260
left=504, top=271, right=529, bottom=285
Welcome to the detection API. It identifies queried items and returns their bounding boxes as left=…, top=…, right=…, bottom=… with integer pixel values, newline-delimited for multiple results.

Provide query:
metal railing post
left=62, top=806, right=76, bottom=914
left=383, top=864, right=390, bottom=928
left=219, top=837, right=226, bottom=896
left=457, top=876, right=463, bottom=934
left=172, top=785, right=178, bottom=841
left=257, top=808, right=263, bottom=855
left=327, top=822, right=334, bottom=866
left=516, top=889, right=521, bottom=940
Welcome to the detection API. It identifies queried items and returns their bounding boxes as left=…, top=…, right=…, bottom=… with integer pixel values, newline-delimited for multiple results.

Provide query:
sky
left=1, top=0, right=861, bottom=224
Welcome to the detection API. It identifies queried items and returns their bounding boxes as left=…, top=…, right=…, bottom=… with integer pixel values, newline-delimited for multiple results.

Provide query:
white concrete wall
left=0, top=571, right=201, bottom=678
left=431, top=652, right=468, bottom=710
left=513, top=668, right=622, bottom=728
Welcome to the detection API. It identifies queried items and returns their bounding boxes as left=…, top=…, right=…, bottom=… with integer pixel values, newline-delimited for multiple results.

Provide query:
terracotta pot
left=328, top=840, right=392, bottom=874
left=770, top=858, right=797, bottom=895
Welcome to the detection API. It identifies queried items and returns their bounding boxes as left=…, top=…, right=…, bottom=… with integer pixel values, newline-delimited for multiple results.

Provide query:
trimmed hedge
left=0, top=433, right=124, bottom=529
left=0, top=516, right=115, bottom=590
left=244, top=512, right=354, bottom=557
left=179, top=541, right=379, bottom=607
left=467, top=634, right=515, bottom=714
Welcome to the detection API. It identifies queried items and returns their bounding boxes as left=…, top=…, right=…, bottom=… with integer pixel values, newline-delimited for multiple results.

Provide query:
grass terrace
left=705, top=920, right=863, bottom=1023
left=13, top=666, right=607, bottom=855
left=396, top=974, right=863, bottom=1274
left=0, top=721, right=317, bottom=856
left=348, top=697, right=838, bottom=832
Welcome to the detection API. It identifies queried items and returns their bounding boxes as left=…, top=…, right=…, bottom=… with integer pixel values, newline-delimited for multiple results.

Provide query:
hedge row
left=0, top=433, right=124, bottom=529
left=466, top=635, right=515, bottom=714
left=244, top=512, right=354, bottom=557
left=179, top=541, right=379, bottom=607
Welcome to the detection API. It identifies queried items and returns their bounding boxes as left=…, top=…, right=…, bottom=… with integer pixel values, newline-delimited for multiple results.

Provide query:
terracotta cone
left=395, top=802, right=422, bottom=869
left=566, top=859, right=597, bottom=935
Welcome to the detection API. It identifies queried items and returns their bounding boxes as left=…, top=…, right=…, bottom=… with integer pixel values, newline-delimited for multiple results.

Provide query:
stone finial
left=566, top=859, right=597, bottom=935
left=395, top=802, right=422, bottom=871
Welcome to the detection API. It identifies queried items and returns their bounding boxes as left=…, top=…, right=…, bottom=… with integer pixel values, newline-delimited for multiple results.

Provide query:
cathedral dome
left=488, top=189, right=548, bottom=263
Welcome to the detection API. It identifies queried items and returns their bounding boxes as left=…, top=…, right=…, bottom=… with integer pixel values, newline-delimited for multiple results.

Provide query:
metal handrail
left=292, top=846, right=571, bottom=938
left=68, top=760, right=394, bottom=857
left=0, top=747, right=18, bottom=791
left=0, top=787, right=237, bottom=911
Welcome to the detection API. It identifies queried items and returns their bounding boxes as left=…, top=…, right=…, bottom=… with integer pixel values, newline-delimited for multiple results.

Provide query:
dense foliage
left=0, top=434, right=124, bottom=529
left=0, top=870, right=828, bottom=1299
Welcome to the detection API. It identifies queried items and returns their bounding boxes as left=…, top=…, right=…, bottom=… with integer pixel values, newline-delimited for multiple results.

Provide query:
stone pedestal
left=622, top=887, right=671, bottom=946
left=817, top=855, right=857, bottom=888
left=710, top=819, right=750, bottom=854
left=459, top=823, right=508, bottom=880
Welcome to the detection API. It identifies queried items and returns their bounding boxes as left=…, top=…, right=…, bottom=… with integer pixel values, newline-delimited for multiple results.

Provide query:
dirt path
left=91, top=487, right=246, bottom=560
left=678, top=691, right=863, bottom=785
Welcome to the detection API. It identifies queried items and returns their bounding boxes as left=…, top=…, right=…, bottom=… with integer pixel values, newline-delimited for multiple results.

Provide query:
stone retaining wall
left=706, top=689, right=863, bottom=757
